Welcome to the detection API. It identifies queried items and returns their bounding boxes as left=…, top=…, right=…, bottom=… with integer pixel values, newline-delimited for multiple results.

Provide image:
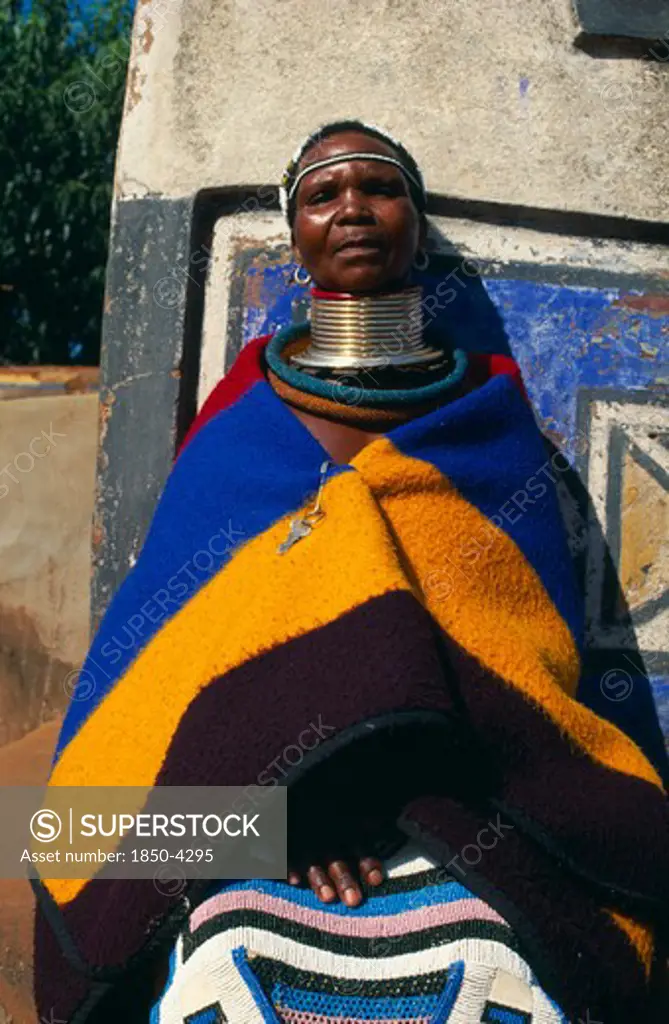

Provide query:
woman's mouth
left=335, top=240, right=385, bottom=258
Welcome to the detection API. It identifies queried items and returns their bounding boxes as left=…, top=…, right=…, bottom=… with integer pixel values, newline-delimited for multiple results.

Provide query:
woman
left=34, top=120, right=668, bottom=1024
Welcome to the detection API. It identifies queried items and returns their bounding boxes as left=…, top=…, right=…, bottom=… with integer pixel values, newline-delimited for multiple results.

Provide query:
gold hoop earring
left=293, top=264, right=312, bottom=286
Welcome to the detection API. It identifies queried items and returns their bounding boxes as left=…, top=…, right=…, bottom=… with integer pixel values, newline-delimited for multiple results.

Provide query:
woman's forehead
left=296, top=131, right=400, bottom=175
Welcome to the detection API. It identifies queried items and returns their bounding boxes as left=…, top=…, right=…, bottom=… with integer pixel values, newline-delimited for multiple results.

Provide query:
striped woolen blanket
left=33, top=338, right=669, bottom=1023
left=150, top=845, right=568, bottom=1023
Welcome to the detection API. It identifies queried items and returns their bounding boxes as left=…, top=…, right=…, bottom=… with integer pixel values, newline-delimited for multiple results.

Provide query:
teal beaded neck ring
left=265, top=322, right=469, bottom=408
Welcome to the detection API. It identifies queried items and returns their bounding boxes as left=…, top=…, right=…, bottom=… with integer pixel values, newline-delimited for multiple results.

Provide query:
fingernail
left=319, top=885, right=336, bottom=901
left=368, top=869, right=383, bottom=885
left=343, top=887, right=359, bottom=906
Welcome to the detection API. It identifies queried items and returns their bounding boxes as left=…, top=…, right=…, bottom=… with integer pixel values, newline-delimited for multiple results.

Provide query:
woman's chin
left=315, top=268, right=406, bottom=296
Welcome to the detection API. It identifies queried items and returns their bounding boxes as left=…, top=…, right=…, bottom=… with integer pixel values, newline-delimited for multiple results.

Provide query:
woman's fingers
left=306, top=864, right=336, bottom=902
left=359, top=856, right=384, bottom=886
left=295, top=856, right=384, bottom=903
left=327, top=860, right=362, bottom=907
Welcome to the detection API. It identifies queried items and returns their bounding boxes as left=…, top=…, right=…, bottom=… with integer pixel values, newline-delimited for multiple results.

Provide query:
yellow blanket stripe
left=351, top=439, right=663, bottom=791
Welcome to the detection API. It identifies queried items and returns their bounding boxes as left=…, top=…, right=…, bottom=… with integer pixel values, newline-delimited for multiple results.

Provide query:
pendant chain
left=277, top=459, right=333, bottom=554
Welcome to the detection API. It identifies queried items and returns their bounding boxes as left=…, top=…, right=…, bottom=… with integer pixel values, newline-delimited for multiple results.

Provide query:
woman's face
left=291, top=130, right=426, bottom=294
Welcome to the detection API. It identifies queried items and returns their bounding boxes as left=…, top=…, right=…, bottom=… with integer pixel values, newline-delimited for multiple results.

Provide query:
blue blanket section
left=390, top=372, right=584, bottom=648
left=53, top=380, right=350, bottom=760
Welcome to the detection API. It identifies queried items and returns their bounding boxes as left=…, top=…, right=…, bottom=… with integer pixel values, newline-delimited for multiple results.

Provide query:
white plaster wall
left=117, top=0, right=669, bottom=220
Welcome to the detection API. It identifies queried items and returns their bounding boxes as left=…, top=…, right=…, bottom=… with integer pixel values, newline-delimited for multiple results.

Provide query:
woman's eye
left=367, top=181, right=401, bottom=196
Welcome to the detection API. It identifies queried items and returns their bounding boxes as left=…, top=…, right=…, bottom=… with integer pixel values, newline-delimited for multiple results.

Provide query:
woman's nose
left=336, top=188, right=374, bottom=222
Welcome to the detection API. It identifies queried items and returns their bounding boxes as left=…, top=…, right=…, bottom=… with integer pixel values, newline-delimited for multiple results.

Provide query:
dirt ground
left=0, top=720, right=60, bottom=1024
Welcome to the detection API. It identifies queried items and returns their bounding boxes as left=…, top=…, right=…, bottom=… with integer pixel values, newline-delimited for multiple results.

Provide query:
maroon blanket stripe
left=439, top=638, right=669, bottom=911
left=399, top=793, right=652, bottom=1023
left=155, top=589, right=456, bottom=788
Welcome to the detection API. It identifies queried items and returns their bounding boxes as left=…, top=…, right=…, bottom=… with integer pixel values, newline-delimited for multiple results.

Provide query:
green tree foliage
left=0, top=0, right=134, bottom=365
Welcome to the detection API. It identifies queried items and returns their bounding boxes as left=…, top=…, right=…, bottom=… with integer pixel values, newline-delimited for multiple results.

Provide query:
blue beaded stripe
left=198, top=877, right=478, bottom=917
left=264, top=322, right=469, bottom=406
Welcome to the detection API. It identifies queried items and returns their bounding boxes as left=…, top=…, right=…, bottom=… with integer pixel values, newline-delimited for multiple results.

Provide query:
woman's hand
left=288, top=856, right=384, bottom=906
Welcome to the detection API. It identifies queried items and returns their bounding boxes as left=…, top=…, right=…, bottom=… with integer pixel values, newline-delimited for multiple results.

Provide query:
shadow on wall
left=549, top=446, right=669, bottom=785
left=0, top=389, right=98, bottom=753
left=0, top=605, right=74, bottom=748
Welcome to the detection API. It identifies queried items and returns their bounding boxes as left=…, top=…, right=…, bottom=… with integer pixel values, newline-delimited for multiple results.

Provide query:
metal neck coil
left=289, top=285, right=445, bottom=370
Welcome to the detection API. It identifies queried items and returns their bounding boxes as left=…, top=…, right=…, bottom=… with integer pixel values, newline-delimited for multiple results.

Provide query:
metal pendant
left=277, top=460, right=332, bottom=555
left=277, top=517, right=313, bottom=554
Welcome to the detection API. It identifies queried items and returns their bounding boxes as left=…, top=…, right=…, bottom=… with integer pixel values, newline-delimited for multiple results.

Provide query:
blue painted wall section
left=227, top=249, right=669, bottom=771
left=238, top=258, right=668, bottom=438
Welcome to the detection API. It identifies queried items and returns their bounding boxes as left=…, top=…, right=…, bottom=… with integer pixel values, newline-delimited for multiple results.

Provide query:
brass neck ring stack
left=291, top=285, right=446, bottom=370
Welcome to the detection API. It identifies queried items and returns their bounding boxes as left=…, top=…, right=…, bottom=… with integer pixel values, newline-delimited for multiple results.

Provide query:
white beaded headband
left=285, top=152, right=424, bottom=204
left=278, top=120, right=427, bottom=222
